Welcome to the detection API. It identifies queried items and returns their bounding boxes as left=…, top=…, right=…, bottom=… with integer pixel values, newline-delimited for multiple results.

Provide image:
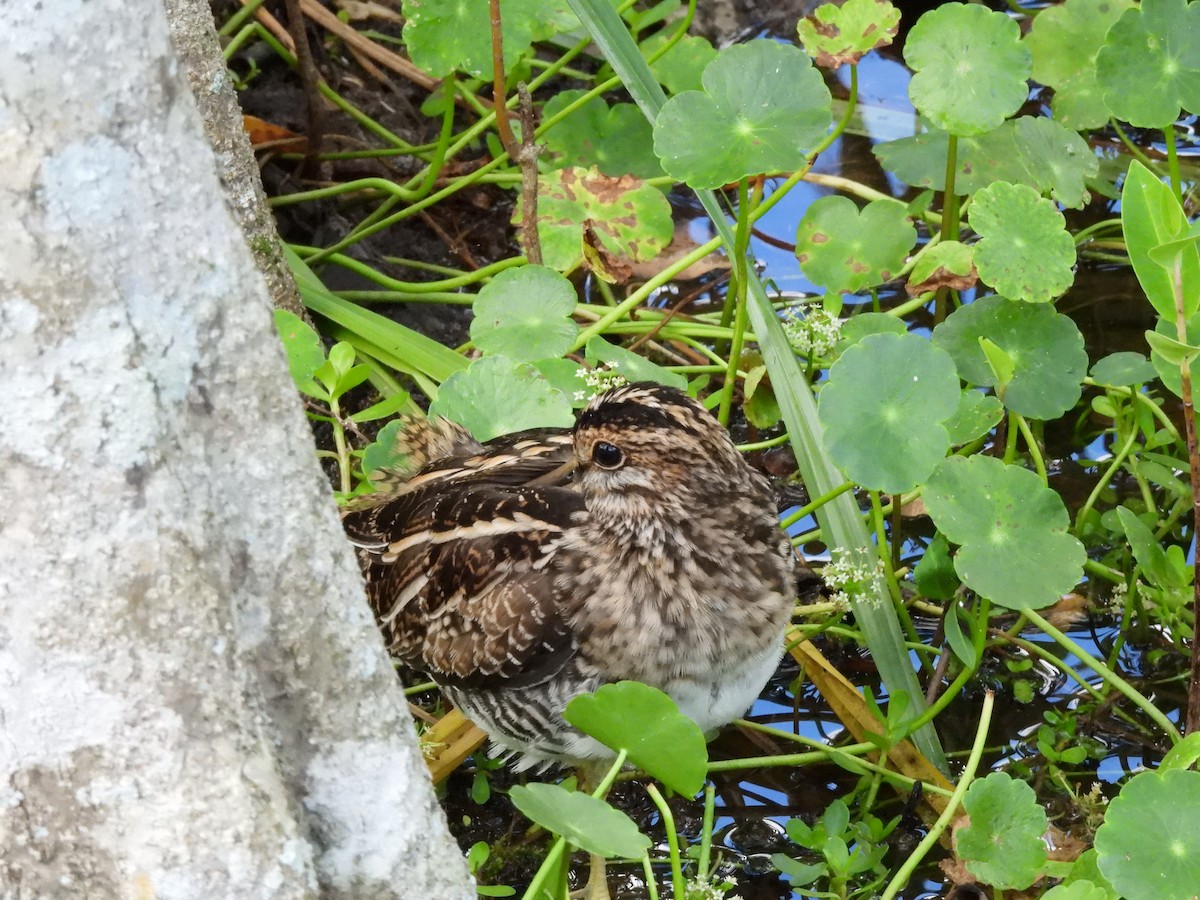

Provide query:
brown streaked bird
left=343, top=382, right=798, bottom=770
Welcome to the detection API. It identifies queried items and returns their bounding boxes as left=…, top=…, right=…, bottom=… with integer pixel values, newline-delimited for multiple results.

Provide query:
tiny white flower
left=821, top=548, right=883, bottom=604
left=781, top=300, right=843, bottom=359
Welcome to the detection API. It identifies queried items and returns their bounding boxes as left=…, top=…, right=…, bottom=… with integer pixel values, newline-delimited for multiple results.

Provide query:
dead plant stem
left=516, top=84, right=543, bottom=265
left=489, top=0, right=517, bottom=156
left=282, top=0, right=324, bottom=178
left=1172, top=251, right=1200, bottom=734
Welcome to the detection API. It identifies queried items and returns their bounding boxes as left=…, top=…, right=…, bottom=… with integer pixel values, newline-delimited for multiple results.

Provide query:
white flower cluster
left=782, top=301, right=842, bottom=360
left=1102, top=580, right=1129, bottom=612
left=821, top=547, right=884, bottom=608
left=573, top=362, right=628, bottom=403
left=684, top=874, right=742, bottom=900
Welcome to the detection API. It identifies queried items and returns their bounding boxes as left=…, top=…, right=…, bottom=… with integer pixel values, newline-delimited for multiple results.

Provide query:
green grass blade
left=566, top=0, right=946, bottom=770
left=284, top=245, right=468, bottom=385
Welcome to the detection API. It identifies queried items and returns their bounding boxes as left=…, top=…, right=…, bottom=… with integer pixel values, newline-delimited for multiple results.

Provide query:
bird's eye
left=591, top=441, right=624, bottom=470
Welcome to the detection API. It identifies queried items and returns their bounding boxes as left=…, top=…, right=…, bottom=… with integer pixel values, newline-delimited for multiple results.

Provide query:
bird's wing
left=347, top=483, right=585, bottom=690
left=347, top=427, right=576, bottom=511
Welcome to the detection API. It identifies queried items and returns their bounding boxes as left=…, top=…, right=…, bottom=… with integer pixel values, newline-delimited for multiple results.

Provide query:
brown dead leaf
left=937, top=813, right=976, bottom=885
left=242, top=115, right=308, bottom=151
left=905, top=263, right=978, bottom=296
left=1041, top=593, right=1090, bottom=630
left=899, top=495, right=927, bottom=517
left=938, top=854, right=977, bottom=888
left=1045, top=823, right=1087, bottom=862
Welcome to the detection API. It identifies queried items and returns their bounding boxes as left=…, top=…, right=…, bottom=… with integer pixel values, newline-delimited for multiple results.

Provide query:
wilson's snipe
left=344, top=382, right=798, bottom=769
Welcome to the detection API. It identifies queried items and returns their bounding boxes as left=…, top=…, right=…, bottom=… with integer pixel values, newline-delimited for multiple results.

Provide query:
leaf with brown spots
left=581, top=221, right=634, bottom=284
left=515, top=166, right=672, bottom=275
left=540, top=90, right=661, bottom=179
left=795, top=195, right=916, bottom=294
left=797, top=0, right=900, bottom=68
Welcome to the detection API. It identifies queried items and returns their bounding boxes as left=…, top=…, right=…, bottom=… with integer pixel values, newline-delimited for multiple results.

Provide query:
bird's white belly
left=548, top=635, right=785, bottom=767
left=663, top=635, right=785, bottom=735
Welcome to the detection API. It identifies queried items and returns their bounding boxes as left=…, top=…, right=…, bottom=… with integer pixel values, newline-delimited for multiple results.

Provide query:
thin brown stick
left=488, top=0, right=517, bottom=156
left=297, top=0, right=439, bottom=92
left=750, top=226, right=796, bottom=253
left=417, top=210, right=479, bottom=270
left=626, top=284, right=708, bottom=352
left=238, top=0, right=294, bottom=52
left=282, top=0, right=324, bottom=178
left=1181, top=367, right=1200, bottom=732
left=1172, top=250, right=1200, bottom=733
left=345, top=43, right=392, bottom=85
left=515, top=83, right=542, bottom=265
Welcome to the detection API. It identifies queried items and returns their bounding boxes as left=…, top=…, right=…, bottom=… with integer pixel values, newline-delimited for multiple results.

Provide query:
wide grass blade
left=285, top=246, right=467, bottom=387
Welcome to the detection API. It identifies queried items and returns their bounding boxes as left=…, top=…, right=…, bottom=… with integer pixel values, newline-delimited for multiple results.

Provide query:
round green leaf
left=959, top=773, right=1048, bottom=890
left=653, top=41, right=832, bottom=189
left=932, top=296, right=1087, bottom=419
left=532, top=358, right=593, bottom=408
left=1090, top=351, right=1158, bottom=386
left=837, top=312, right=907, bottom=353
left=1061, top=850, right=1119, bottom=899
left=540, top=91, right=662, bottom=179
left=565, top=682, right=707, bottom=797
left=401, top=0, right=574, bottom=78
left=509, top=783, right=652, bottom=860
left=470, top=265, right=579, bottom=362
left=428, top=356, right=574, bottom=441
left=969, top=182, right=1077, bottom=303
left=1042, top=882, right=1112, bottom=900
left=796, top=196, right=917, bottom=294
left=521, top=167, right=673, bottom=274
left=904, top=3, right=1031, bottom=136
left=642, top=33, right=717, bottom=95
left=1026, top=0, right=1133, bottom=128
left=1004, top=117, right=1101, bottom=210
left=1097, top=0, right=1200, bottom=128
left=875, top=118, right=1097, bottom=209
left=797, top=0, right=900, bottom=68
left=819, top=332, right=960, bottom=493
left=1160, top=731, right=1200, bottom=772
left=924, top=455, right=1086, bottom=610
left=1095, top=768, right=1200, bottom=899
left=943, top=390, right=1004, bottom=445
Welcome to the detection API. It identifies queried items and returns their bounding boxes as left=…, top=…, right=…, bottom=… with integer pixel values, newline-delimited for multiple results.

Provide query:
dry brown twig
left=282, top=0, right=325, bottom=178
left=515, top=84, right=543, bottom=265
